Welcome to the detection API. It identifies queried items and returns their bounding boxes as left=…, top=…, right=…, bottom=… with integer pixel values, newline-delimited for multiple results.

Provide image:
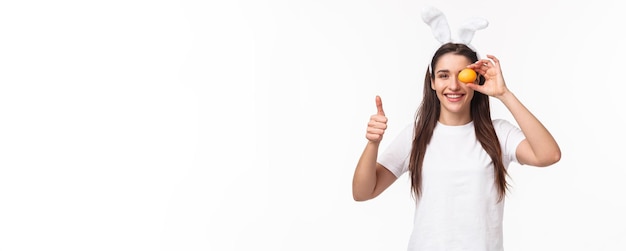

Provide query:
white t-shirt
left=378, top=119, right=525, bottom=251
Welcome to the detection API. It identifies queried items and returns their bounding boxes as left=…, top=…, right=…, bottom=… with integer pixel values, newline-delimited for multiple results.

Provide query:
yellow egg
left=458, top=68, right=477, bottom=83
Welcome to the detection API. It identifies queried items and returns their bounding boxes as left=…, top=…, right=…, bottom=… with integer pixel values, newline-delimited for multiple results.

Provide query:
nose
left=449, top=76, right=461, bottom=91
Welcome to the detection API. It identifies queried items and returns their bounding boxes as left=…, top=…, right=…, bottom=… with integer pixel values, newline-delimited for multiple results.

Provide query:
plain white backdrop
left=1, top=0, right=624, bottom=250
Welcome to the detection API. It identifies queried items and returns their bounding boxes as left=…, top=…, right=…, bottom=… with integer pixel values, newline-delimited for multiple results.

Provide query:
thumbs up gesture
left=366, top=95, right=388, bottom=143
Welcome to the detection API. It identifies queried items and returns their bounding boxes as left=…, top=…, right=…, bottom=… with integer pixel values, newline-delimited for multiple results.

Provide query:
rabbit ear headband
left=421, top=6, right=488, bottom=66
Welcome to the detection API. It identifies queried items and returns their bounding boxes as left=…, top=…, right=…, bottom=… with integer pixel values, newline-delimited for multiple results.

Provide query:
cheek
left=431, top=80, right=443, bottom=91
left=466, top=90, right=475, bottom=100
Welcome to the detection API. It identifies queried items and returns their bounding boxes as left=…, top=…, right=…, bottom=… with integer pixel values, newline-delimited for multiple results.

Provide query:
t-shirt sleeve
left=377, top=123, right=414, bottom=178
left=493, top=119, right=526, bottom=166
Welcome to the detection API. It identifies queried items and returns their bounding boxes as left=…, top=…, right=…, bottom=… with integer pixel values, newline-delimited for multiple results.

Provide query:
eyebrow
left=436, top=69, right=450, bottom=74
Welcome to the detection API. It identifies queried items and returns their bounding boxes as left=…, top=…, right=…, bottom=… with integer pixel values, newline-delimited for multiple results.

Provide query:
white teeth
left=446, top=94, right=462, bottom=98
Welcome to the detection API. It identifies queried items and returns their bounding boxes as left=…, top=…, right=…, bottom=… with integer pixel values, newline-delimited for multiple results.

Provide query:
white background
left=1, top=0, right=624, bottom=250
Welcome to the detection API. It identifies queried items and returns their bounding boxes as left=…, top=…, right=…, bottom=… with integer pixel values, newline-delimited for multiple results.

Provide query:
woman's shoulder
left=492, top=118, right=514, bottom=127
left=491, top=118, right=521, bottom=133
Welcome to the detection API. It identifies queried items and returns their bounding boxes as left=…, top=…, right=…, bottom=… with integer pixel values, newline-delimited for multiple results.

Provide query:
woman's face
left=431, top=53, right=475, bottom=121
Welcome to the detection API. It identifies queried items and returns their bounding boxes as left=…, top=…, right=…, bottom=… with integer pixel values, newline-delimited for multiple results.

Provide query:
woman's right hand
left=366, top=95, right=388, bottom=143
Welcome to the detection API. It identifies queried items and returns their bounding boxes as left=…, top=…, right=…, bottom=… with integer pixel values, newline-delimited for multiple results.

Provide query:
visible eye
left=437, top=73, right=449, bottom=79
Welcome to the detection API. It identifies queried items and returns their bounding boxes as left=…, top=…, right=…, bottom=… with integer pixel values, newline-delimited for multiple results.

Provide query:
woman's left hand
left=466, top=54, right=510, bottom=99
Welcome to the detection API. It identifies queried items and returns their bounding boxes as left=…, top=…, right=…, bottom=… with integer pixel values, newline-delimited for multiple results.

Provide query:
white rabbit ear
left=456, top=17, right=489, bottom=45
left=421, top=6, right=451, bottom=44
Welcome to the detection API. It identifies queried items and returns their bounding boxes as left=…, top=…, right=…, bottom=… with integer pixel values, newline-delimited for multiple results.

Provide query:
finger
left=369, top=119, right=387, bottom=129
left=375, top=95, right=385, bottom=116
left=469, top=62, right=487, bottom=75
left=481, top=59, right=492, bottom=67
left=486, top=55, right=501, bottom=67
left=367, top=127, right=385, bottom=135
left=466, top=82, right=480, bottom=91
left=478, top=60, right=492, bottom=73
left=370, top=114, right=388, bottom=123
left=466, top=63, right=478, bottom=70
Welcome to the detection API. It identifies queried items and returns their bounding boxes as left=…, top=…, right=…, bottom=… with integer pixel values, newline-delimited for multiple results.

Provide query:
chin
left=443, top=103, right=470, bottom=114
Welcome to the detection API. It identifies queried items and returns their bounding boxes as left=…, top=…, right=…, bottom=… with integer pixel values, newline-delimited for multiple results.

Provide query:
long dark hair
left=408, top=42, right=508, bottom=202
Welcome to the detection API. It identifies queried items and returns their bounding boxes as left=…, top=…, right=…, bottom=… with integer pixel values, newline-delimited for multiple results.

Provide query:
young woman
left=352, top=43, right=561, bottom=250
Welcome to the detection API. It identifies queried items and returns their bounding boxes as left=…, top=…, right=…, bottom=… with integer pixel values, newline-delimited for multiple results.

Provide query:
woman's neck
left=438, top=112, right=472, bottom=126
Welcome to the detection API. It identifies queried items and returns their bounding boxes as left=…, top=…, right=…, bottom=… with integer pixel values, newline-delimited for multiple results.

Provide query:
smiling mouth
left=444, top=94, right=464, bottom=102
left=445, top=94, right=463, bottom=98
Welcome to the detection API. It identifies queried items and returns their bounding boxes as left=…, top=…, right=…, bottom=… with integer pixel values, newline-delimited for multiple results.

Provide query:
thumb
left=375, top=95, right=385, bottom=116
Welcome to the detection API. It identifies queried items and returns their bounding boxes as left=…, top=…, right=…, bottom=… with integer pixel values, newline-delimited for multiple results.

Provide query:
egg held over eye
left=458, top=68, right=477, bottom=83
